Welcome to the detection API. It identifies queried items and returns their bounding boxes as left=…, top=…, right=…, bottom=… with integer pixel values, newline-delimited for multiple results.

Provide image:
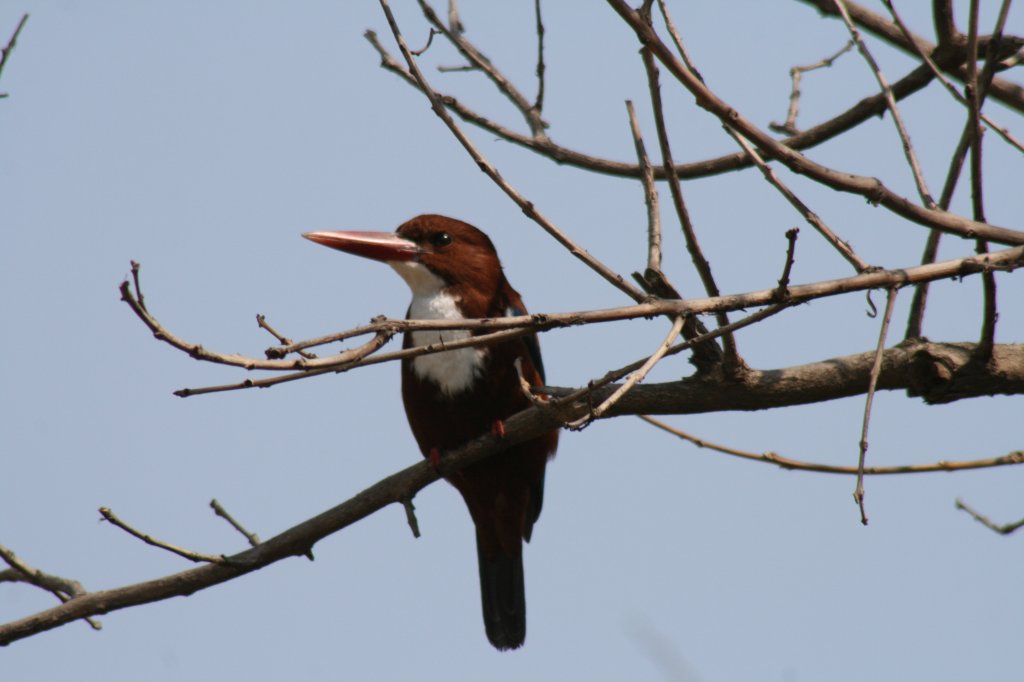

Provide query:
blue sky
left=2, top=2, right=1023, bottom=680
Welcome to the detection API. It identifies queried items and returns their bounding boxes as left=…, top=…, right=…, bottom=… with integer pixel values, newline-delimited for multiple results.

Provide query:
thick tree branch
left=547, top=341, right=1024, bottom=413
left=4, top=338, right=1021, bottom=645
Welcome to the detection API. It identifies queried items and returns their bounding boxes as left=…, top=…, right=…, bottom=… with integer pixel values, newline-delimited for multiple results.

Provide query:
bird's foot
left=490, top=419, right=507, bottom=439
left=428, top=447, right=443, bottom=471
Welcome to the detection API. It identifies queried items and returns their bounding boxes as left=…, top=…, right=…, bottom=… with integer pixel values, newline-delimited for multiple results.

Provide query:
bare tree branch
left=638, top=36, right=741, bottom=370
left=0, top=13, right=27, bottom=98
left=365, top=24, right=945, bottom=182
left=771, top=40, right=855, bottom=135
left=625, top=100, right=661, bottom=273
left=834, top=0, right=937, bottom=209
left=881, top=0, right=1024, bottom=154
left=99, top=508, right=230, bottom=565
left=796, top=0, right=1024, bottom=115
left=854, top=287, right=899, bottom=525
left=0, top=544, right=101, bottom=632
left=955, top=498, right=1024, bottom=535
left=608, top=0, right=1024, bottom=247
left=640, top=416, right=1024, bottom=475
left=123, top=244, right=1024, bottom=397
left=210, top=499, right=261, bottom=548
left=5, top=336, right=1022, bottom=645
left=723, top=127, right=869, bottom=272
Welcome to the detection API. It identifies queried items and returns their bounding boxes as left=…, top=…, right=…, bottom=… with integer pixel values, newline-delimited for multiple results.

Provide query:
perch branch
left=4, top=338, right=1023, bottom=644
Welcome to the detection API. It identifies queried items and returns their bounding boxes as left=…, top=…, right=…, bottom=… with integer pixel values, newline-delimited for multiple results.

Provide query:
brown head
left=303, top=214, right=510, bottom=317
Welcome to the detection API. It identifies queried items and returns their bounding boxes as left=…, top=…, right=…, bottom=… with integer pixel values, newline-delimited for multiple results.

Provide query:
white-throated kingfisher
left=303, top=214, right=558, bottom=651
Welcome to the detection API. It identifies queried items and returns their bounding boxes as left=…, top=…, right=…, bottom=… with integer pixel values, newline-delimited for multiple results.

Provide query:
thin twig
left=552, top=304, right=791, bottom=416
left=625, top=99, right=661, bottom=272
left=0, top=13, right=27, bottom=97
left=416, top=0, right=548, bottom=136
left=411, top=27, right=440, bottom=56
left=436, top=64, right=477, bottom=73
left=447, top=0, right=463, bottom=34
left=833, top=0, right=937, bottom=208
left=955, top=498, right=1024, bottom=535
left=639, top=35, right=741, bottom=370
left=210, top=499, right=261, bottom=547
left=0, top=544, right=101, bottom=631
left=723, top=127, right=870, bottom=273
left=257, top=314, right=317, bottom=360
left=904, top=127, right=972, bottom=339
left=903, top=0, right=1013, bottom=341
left=607, top=0, right=1024, bottom=247
left=99, top=507, right=230, bottom=565
left=532, top=0, right=546, bottom=114
left=121, top=271, right=393, bottom=373
left=966, top=0, right=1013, bottom=363
left=641, top=416, right=1024, bottom=475
left=380, top=0, right=646, bottom=303
left=177, top=326, right=538, bottom=397
left=130, top=260, right=146, bottom=312
left=566, top=316, right=684, bottom=430
left=366, top=24, right=1016, bottom=199
left=881, top=0, right=1024, bottom=154
left=771, top=40, right=855, bottom=135
left=401, top=498, right=421, bottom=538
left=150, top=245, right=1024, bottom=397
left=776, top=228, right=800, bottom=298
left=653, top=0, right=703, bottom=82
left=798, top=0, right=1024, bottom=114
left=854, top=287, right=899, bottom=525
left=267, top=314, right=403, bottom=357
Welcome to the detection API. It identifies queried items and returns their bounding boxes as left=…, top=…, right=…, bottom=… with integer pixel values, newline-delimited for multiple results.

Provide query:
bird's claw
left=428, top=447, right=443, bottom=471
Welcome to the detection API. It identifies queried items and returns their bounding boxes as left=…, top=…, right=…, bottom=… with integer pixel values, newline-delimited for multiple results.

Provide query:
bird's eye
left=430, top=232, right=453, bottom=248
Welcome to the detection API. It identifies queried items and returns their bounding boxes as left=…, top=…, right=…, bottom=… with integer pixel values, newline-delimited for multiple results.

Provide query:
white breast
left=390, top=261, right=487, bottom=397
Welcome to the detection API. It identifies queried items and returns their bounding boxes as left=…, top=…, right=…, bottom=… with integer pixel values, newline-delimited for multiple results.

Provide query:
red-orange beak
left=302, top=231, right=421, bottom=263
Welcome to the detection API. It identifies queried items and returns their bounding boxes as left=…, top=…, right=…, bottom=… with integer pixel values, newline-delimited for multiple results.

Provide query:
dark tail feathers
left=476, top=535, right=526, bottom=651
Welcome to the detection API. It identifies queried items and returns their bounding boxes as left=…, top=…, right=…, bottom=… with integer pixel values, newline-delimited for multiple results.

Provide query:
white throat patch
left=389, top=261, right=487, bottom=397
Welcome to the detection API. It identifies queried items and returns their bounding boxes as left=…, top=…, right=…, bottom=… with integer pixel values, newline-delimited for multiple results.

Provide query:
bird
left=303, top=214, right=558, bottom=651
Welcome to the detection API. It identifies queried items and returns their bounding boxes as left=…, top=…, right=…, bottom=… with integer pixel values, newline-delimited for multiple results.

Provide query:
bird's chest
left=406, top=291, right=488, bottom=397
